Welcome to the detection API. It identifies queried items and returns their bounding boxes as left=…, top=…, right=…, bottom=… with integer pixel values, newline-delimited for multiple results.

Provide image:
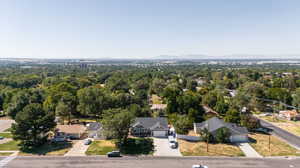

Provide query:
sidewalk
left=237, top=143, right=262, bottom=158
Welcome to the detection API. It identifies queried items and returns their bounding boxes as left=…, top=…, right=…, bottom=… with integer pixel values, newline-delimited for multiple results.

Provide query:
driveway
left=237, top=143, right=262, bottom=158
left=259, top=118, right=300, bottom=150
left=64, top=140, right=90, bottom=156
left=153, top=138, right=182, bottom=156
left=0, top=120, right=14, bottom=132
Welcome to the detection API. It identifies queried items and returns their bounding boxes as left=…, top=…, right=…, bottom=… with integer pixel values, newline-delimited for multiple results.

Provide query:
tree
left=215, top=127, right=231, bottom=143
left=171, top=114, right=193, bottom=134
left=292, top=88, right=300, bottom=110
left=101, top=108, right=135, bottom=146
left=240, top=115, right=260, bottom=131
left=224, top=107, right=241, bottom=124
left=77, top=86, right=110, bottom=117
left=11, top=104, right=56, bottom=150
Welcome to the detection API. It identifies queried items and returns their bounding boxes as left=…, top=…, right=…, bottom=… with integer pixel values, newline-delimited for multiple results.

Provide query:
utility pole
left=206, top=122, right=209, bottom=152
left=269, top=133, right=271, bottom=153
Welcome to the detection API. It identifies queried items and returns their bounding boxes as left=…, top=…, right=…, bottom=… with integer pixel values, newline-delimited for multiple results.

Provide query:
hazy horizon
left=1, top=0, right=300, bottom=59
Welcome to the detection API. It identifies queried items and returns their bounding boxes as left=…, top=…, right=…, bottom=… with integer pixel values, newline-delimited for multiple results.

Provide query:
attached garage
left=230, top=135, right=248, bottom=143
left=152, top=130, right=167, bottom=137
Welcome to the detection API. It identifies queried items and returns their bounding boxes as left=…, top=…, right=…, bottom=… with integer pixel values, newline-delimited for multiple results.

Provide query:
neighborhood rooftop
left=133, top=117, right=168, bottom=130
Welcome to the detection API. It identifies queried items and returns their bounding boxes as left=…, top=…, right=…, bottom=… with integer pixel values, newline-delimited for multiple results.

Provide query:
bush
left=215, top=127, right=231, bottom=143
left=120, top=138, right=154, bottom=155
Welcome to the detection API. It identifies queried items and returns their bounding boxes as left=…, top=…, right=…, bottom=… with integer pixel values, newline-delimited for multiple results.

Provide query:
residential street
left=259, top=119, right=300, bottom=150
left=153, top=138, right=182, bottom=156
left=3, top=156, right=300, bottom=168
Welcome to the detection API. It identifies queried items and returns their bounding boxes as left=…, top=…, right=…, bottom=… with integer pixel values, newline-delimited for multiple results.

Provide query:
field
left=86, top=140, right=117, bottom=155
left=178, top=140, right=244, bottom=157
left=249, top=133, right=300, bottom=156
left=260, top=116, right=300, bottom=136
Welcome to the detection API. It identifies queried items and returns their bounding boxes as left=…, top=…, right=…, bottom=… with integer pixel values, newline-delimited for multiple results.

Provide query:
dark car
left=107, top=151, right=121, bottom=157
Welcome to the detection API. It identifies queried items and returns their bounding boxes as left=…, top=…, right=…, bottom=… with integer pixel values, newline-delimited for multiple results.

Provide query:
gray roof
left=194, top=117, right=248, bottom=135
left=87, top=122, right=102, bottom=131
left=132, top=117, right=168, bottom=130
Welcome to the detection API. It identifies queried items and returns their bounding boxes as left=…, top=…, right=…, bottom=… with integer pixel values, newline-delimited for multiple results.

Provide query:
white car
left=168, top=136, right=178, bottom=149
left=192, top=165, right=208, bottom=168
left=84, top=138, right=92, bottom=145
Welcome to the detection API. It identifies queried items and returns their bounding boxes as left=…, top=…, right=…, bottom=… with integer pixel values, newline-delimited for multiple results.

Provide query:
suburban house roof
left=203, top=106, right=218, bottom=116
left=86, top=122, right=102, bottom=131
left=132, top=117, right=168, bottom=130
left=150, top=104, right=167, bottom=110
left=56, top=125, right=86, bottom=134
left=279, top=110, right=298, bottom=116
left=194, top=117, right=248, bottom=135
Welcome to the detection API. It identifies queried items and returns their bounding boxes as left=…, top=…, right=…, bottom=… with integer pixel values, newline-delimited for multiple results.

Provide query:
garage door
left=230, top=135, right=248, bottom=142
left=153, top=131, right=167, bottom=137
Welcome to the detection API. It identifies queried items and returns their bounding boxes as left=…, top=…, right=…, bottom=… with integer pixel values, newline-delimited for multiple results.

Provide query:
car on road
left=107, top=151, right=121, bottom=157
left=168, top=136, right=178, bottom=149
left=192, top=165, right=208, bottom=168
left=84, top=138, right=92, bottom=145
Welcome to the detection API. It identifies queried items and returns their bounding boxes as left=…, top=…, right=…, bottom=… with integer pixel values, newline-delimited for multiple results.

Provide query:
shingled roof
left=132, top=117, right=168, bottom=130
left=194, top=117, right=248, bottom=135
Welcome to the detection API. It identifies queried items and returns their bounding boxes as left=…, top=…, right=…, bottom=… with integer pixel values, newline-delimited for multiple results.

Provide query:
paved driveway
left=153, top=138, right=182, bottom=156
left=237, top=143, right=262, bottom=158
left=64, top=140, right=90, bottom=156
left=0, top=120, right=14, bottom=132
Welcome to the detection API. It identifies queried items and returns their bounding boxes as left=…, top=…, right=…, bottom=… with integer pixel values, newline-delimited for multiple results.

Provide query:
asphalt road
left=3, top=156, right=300, bottom=168
left=259, top=119, right=300, bottom=150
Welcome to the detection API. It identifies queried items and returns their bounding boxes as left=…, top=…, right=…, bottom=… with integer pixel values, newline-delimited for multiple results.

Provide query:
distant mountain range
left=152, top=54, right=300, bottom=60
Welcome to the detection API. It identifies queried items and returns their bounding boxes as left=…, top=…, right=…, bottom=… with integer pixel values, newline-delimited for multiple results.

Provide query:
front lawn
left=20, top=142, right=72, bottom=156
left=86, top=140, right=117, bottom=155
left=249, top=133, right=300, bottom=156
left=0, top=152, right=13, bottom=156
left=120, top=138, right=154, bottom=155
left=0, top=140, right=20, bottom=150
left=0, top=133, right=13, bottom=138
left=86, top=138, right=154, bottom=155
left=178, top=140, right=244, bottom=157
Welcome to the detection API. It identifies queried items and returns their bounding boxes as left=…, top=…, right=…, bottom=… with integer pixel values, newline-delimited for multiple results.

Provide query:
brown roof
left=56, top=125, right=86, bottom=134
left=203, top=106, right=218, bottom=115
left=151, top=104, right=167, bottom=110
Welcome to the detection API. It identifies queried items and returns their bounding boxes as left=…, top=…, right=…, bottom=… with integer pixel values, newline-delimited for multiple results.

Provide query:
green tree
left=11, top=104, right=56, bottom=150
left=101, top=108, right=135, bottom=146
left=215, top=127, right=231, bottom=143
left=224, top=107, right=241, bottom=124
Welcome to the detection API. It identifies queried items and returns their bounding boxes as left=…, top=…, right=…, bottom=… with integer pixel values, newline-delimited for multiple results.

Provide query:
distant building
left=55, top=125, right=86, bottom=139
left=279, top=110, right=300, bottom=121
left=131, top=117, right=169, bottom=137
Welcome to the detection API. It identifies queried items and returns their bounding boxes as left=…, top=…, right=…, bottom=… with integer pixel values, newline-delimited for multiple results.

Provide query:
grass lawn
left=0, top=133, right=13, bottom=138
left=151, top=95, right=163, bottom=104
left=0, top=152, right=13, bottom=156
left=178, top=140, right=244, bottom=157
left=249, top=133, right=300, bottom=156
left=19, top=142, right=72, bottom=156
left=260, top=116, right=300, bottom=136
left=86, top=140, right=117, bottom=155
left=120, top=138, right=154, bottom=155
left=3, top=128, right=12, bottom=132
left=0, top=140, right=20, bottom=151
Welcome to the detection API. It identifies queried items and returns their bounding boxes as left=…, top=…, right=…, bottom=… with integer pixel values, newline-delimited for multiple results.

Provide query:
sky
left=1, top=0, right=300, bottom=59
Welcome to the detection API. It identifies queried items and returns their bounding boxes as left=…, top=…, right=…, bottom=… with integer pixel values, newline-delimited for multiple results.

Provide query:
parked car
left=192, top=165, right=208, bottom=168
left=84, top=138, right=92, bottom=145
left=52, top=137, right=66, bottom=142
left=0, top=136, right=4, bottom=140
left=107, top=151, right=121, bottom=157
left=168, top=136, right=178, bottom=149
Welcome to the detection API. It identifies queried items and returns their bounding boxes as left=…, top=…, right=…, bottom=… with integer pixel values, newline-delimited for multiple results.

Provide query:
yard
left=20, top=142, right=73, bottom=156
left=0, top=140, right=19, bottom=151
left=178, top=140, right=244, bottom=157
left=86, top=140, right=117, bottom=155
left=249, top=133, right=300, bottom=156
left=151, top=95, right=163, bottom=104
left=260, top=116, right=300, bottom=136
left=86, top=138, right=154, bottom=155
left=0, top=132, right=13, bottom=138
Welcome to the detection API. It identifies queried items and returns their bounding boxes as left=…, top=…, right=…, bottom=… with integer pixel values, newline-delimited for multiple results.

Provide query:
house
left=86, top=122, right=104, bottom=139
left=131, top=117, right=169, bottom=137
left=203, top=106, right=218, bottom=118
left=279, top=110, right=300, bottom=121
left=194, top=117, right=248, bottom=143
left=55, top=125, right=86, bottom=139
left=150, top=104, right=167, bottom=111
